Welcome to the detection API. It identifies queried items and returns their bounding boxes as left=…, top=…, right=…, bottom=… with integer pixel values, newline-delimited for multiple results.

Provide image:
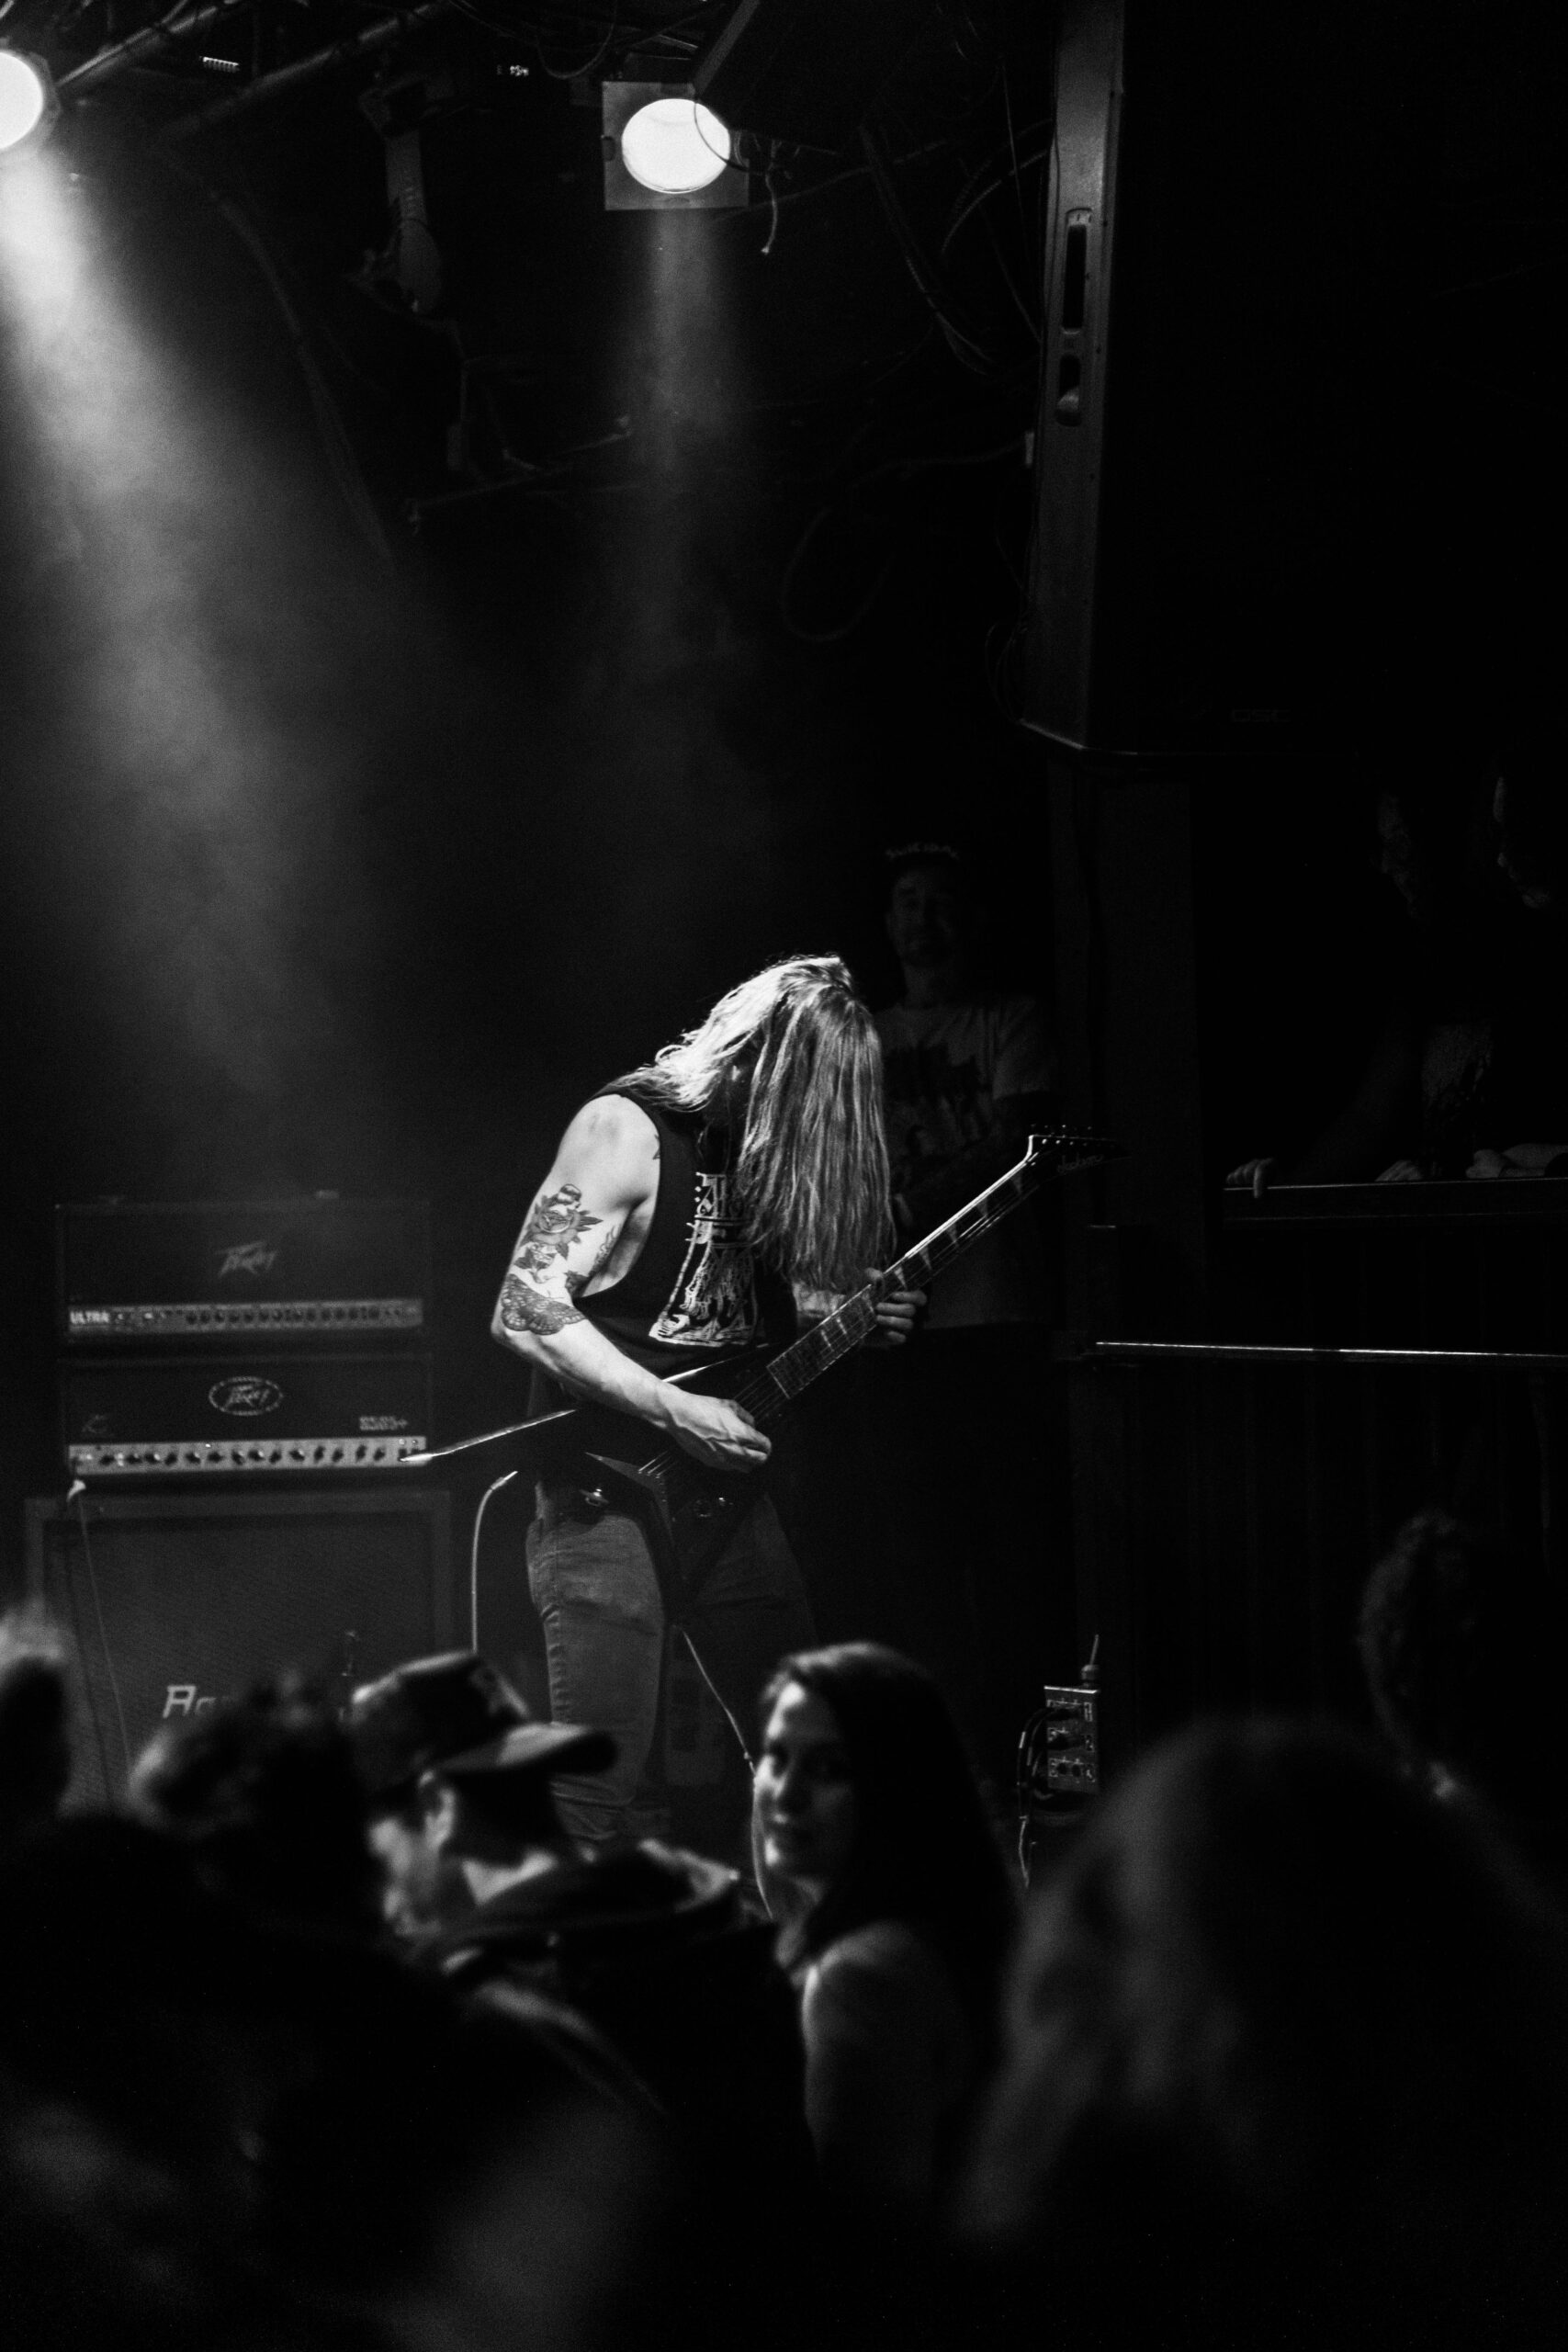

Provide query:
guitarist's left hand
left=866, top=1284, right=925, bottom=1347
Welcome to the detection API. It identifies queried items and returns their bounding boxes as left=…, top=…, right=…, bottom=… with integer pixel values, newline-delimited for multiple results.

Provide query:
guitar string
left=628, top=1166, right=1047, bottom=1477
left=619, top=1139, right=1105, bottom=1481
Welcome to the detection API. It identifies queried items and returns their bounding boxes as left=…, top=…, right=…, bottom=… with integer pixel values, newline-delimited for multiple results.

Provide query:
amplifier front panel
left=59, top=1198, right=430, bottom=1344
left=61, top=1352, right=432, bottom=1479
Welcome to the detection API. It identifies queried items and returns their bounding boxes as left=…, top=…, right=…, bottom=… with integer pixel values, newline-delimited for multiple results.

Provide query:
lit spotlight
left=0, top=51, right=59, bottom=165
left=602, top=82, right=748, bottom=211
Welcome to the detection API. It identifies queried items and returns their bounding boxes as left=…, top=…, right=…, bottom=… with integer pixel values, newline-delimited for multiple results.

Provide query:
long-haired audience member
left=129, top=1675, right=384, bottom=1939
left=1359, top=1507, right=1568, bottom=1891
left=752, top=1642, right=1015, bottom=2222
left=0, top=1605, right=73, bottom=1846
left=963, top=1717, right=1568, bottom=2352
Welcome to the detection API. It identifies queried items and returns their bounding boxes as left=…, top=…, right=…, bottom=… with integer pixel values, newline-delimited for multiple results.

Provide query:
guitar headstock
left=1026, top=1129, right=1128, bottom=1174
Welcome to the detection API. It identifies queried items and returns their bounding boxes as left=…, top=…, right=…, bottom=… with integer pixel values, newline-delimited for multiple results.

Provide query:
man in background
left=863, top=843, right=1070, bottom=1788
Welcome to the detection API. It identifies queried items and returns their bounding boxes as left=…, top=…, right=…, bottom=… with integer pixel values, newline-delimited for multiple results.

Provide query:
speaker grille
left=26, top=1488, right=455, bottom=1810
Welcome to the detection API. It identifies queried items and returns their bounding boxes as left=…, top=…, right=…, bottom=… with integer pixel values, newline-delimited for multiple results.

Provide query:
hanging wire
left=468, top=1469, right=520, bottom=1646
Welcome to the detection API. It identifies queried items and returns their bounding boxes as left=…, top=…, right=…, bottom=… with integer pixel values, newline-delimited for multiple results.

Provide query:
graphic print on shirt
left=649, top=1169, right=762, bottom=1349
left=880, top=1041, right=995, bottom=1192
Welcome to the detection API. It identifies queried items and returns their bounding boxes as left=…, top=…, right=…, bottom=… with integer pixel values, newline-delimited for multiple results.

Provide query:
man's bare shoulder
left=558, top=1092, right=659, bottom=1155
left=550, top=1094, right=660, bottom=1207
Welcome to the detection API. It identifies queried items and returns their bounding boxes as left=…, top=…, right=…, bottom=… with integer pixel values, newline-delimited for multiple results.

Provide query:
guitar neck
left=731, top=1141, right=1055, bottom=1428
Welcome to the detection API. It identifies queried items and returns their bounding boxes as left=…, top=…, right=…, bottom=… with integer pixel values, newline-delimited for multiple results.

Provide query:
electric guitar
left=561, top=1128, right=1122, bottom=1603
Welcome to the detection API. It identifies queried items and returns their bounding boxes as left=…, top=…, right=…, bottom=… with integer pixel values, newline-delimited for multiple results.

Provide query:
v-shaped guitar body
left=572, top=1353, right=773, bottom=1610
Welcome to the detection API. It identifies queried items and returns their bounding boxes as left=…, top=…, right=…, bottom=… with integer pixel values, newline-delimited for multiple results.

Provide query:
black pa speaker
left=26, top=1486, right=456, bottom=1808
left=1021, top=0, right=1386, bottom=758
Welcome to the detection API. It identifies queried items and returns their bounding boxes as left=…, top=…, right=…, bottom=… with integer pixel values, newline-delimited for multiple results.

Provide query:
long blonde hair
left=615, top=955, right=892, bottom=1294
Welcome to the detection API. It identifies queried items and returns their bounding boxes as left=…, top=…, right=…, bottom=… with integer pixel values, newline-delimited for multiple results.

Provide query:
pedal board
left=1018, top=1668, right=1101, bottom=1881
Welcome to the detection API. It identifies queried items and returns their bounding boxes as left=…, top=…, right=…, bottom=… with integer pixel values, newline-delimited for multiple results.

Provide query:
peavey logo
left=209, top=1375, right=284, bottom=1419
left=217, top=1240, right=279, bottom=1280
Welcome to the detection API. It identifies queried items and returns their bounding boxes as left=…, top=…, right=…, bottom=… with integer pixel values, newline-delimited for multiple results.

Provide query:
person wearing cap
left=349, top=1648, right=822, bottom=2339
left=348, top=1647, right=612, bottom=1939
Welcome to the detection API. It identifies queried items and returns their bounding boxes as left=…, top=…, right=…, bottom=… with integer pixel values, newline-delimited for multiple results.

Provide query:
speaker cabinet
left=26, top=1486, right=455, bottom=1808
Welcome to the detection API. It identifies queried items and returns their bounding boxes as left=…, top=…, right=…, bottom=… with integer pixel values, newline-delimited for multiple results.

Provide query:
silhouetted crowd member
left=1359, top=1508, right=1568, bottom=1890
left=351, top=1648, right=822, bottom=2351
left=1229, top=735, right=1568, bottom=1195
left=0, top=1603, right=72, bottom=1846
left=963, top=1717, right=1568, bottom=2352
left=130, top=1673, right=384, bottom=1939
left=0, top=1815, right=659, bottom=2352
left=1227, top=766, right=1503, bottom=1192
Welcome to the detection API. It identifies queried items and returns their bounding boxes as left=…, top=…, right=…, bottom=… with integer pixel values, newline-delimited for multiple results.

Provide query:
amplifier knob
left=330, top=1446, right=344, bottom=1463
left=288, top=1448, right=306, bottom=1463
left=267, top=1449, right=282, bottom=1464
left=185, top=1451, right=200, bottom=1465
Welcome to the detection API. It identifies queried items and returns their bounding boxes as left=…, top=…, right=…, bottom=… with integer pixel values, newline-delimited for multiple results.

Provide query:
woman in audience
left=751, top=1641, right=1015, bottom=2222
left=963, top=1716, right=1568, bottom=2352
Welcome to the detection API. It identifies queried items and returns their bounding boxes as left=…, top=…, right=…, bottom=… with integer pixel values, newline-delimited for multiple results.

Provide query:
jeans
left=526, top=1483, right=816, bottom=1843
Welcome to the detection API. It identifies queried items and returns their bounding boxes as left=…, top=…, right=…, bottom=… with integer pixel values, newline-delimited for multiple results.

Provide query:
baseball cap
left=347, top=1651, right=615, bottom=1800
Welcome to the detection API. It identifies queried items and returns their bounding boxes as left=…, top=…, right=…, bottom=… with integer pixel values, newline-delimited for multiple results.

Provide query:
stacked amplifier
left=57, top=1198, right=432, bottom=1482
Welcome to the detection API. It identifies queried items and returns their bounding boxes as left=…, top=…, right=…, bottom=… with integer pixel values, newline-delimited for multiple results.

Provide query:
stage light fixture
left=0, top=51, right=59, bottom=164
left=623, top=97, right=728, bottom=193
left=602, top=82, right=748, bottom=211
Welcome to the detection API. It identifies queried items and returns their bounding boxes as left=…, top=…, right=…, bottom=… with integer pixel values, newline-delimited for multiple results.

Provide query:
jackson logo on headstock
left=216, top=1239, right=279, bottom=1280
left=209, top=1375, right=284, bottom=1419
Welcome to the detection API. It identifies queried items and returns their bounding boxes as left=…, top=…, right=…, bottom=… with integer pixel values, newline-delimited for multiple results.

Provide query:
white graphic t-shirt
left=875, top=993, right=1056, bottom=1329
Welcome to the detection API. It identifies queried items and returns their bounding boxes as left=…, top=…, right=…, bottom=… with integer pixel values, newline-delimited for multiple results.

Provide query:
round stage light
left=619, top=97, right=731, bottom=196
left=0, top=51, right=56, bottom=159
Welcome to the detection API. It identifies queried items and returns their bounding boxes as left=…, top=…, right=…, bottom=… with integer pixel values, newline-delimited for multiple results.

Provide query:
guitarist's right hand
left=662, top=1390, right=772, bottom=1474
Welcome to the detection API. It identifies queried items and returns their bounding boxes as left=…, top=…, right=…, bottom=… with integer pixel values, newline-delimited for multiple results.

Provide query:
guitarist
left=491, top=955, right=923, bottom=1845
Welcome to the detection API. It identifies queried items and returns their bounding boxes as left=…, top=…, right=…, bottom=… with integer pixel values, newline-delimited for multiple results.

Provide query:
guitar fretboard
left=740, top=1153, right=1047, bottom=1421
left=623, top=1132, right=1109, bottom=1483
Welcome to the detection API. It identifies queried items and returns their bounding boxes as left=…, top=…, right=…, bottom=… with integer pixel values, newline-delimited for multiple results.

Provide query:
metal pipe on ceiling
left=57, top=0, right=255, bottom=95
left=152, top=2, right=451, bottom=141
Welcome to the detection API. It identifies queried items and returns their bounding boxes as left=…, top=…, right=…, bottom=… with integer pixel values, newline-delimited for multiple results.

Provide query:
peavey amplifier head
left=57, top=1198, right=429, bottom=1346
left=62, top=1353, right=432, bottom=1479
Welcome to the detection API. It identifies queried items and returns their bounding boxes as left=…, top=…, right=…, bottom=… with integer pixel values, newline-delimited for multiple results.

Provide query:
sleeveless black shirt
left=527, top=1089, right=795, bottom=1440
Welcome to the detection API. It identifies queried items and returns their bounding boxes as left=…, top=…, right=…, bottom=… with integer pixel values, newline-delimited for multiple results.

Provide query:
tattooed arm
left=490, top=1095, right=770, bottom=1473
